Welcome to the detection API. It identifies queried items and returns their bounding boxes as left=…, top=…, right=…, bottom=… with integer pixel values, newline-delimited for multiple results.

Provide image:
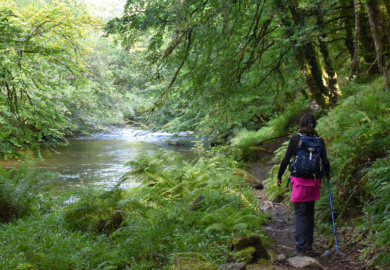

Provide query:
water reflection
left=1, top=128, right=205, bottom=193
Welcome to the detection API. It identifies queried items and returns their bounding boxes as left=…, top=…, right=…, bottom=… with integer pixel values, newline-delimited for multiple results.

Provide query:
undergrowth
left=0, top=149, right=269, bottom=269
left=317, top=80, right=390, bottom=267
left=0, top=213, right=116, bottom=270
left=261, top=78, right=390, bottom=267
left=359, top=153, right=390, bottom=268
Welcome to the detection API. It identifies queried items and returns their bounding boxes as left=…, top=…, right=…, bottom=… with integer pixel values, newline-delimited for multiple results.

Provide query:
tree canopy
left=0, top=0, right=139, bottom=158
left=0, top=0, right=100, bottom=157
left=107, top=0, right=390, bottom=134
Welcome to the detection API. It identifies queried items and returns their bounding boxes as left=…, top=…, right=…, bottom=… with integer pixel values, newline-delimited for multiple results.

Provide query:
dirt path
left=247, top=161, right=365, bottom=270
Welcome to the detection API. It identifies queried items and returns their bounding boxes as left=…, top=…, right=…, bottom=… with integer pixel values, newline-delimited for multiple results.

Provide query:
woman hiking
left=277, top=113, right=330, bottom=257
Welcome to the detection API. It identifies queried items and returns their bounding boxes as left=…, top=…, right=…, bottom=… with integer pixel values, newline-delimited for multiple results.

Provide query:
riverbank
left=0, top=126, right=387, bottom=269
left=0, top=148, right=269, bottom=269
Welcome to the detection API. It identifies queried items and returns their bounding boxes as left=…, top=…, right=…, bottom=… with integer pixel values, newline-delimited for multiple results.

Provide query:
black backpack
left=289, top=133, right=324, bottom=179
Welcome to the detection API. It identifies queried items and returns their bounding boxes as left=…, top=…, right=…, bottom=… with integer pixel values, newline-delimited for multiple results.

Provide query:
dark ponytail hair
left=298, top=113, right=317, bottom=135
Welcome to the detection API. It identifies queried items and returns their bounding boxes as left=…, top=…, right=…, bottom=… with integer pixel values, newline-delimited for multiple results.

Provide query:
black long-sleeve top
left=277, top=134, right=330, bottom=179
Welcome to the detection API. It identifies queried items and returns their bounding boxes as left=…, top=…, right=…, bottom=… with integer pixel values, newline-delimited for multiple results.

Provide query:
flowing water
left=1, top=128, right=204, bottom=193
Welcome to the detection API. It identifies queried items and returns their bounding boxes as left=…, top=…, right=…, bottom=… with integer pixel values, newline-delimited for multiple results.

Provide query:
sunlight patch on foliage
left=232, top=98, right=309, bottom=151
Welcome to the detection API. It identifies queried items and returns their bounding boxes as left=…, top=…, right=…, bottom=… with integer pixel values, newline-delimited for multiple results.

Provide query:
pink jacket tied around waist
left=290, top=176, right=321, bottom=203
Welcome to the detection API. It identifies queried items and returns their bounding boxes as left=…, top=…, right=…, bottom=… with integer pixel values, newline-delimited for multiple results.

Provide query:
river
left=1, top=128, right=204, bottom=193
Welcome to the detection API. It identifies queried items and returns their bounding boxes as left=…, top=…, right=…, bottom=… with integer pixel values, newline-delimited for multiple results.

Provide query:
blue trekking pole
left=327, top=177, right=339, bottom=254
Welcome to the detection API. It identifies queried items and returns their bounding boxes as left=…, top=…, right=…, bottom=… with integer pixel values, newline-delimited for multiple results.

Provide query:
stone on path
left=246, top=265, right=287, bottom=270
left=276, top=254, right=286, bottom=262
left=233, top=234, right=269, bottom=262
left=320, top=250, right=332, bottom=258
left=287, top=256, right=323, bottom=269
left=218, top=262, right=246, bottom=270
left=232, top=169, right=264, bottom=189
left=234, top=247, right=256, bottom=262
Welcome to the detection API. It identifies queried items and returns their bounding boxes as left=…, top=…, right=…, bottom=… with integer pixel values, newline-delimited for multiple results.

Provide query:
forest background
left=0, top=0, right=389, bottom=269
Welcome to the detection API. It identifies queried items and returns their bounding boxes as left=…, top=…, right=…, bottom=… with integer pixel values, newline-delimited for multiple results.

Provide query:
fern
left=1, top=144, right=270, bottom=269
left=205, top=223, right=227, bottom=233
left=0, top=161, right=45, bottom=222
left=358, top=153, right=390, bottom=268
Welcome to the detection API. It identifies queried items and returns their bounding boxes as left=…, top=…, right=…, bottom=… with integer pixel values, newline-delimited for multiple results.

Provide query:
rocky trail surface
left=244, top=147, right=366, bottom=270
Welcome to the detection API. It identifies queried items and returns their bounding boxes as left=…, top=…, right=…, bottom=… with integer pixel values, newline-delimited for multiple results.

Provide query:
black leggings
left=294, top=200, right=315, bottom=251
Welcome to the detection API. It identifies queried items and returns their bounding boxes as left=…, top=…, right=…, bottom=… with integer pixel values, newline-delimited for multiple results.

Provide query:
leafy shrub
left=0, top=161, right=42, bottom=223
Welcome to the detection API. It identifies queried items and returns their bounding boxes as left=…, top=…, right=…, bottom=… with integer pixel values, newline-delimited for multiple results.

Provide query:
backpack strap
left=299, top=133, right=321, bottom=139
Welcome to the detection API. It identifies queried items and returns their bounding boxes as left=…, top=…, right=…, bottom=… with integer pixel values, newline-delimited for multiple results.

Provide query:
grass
left=0, top=213, right=116, bottom=270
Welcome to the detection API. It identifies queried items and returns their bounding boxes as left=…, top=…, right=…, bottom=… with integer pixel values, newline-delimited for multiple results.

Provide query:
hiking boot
left=294, top=248, right=306, bottom=257
left=305, top=245, right=316, bottom=255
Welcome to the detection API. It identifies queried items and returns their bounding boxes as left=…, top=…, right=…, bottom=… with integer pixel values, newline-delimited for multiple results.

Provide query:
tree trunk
left=340, top=0, right=356, bottom=59
left=295, top=47, right=327, bottom=108
left=357, top=4, right=380, bottom=74
left=349, top=0, right=361, bottom=82
left=285, top=0, right=330, bottom=107
left=366, top=0, right=390, bottom=90
left=315, top=2, right=339, bottom=105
